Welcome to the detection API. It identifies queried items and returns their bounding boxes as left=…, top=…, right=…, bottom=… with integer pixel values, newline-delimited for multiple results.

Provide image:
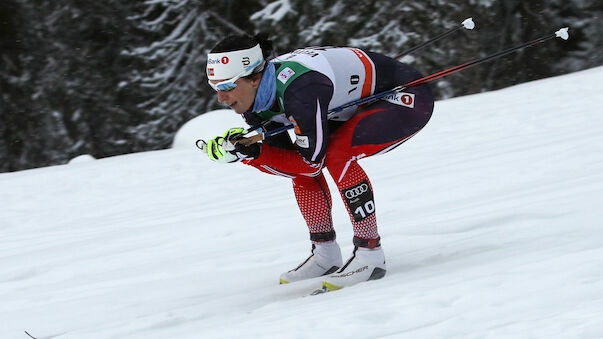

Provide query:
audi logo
left=345, top=184, right=369, bottom=199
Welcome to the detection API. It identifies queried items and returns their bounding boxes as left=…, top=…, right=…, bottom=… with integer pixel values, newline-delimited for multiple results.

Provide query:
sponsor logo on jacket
left=290, top=49, right=320, bottom=58
left=278, top=67, right=296, bottom=84
left=384, top=92, right=415, bottom=108
left=295, top=135, right=309, bottom=148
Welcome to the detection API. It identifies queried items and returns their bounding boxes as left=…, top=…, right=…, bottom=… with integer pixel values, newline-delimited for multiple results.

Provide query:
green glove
left=202, top=128, right=260, bottom=163
left=222, top=127, right=247, bottom=144
left=206, top=135, right=239, bottom=163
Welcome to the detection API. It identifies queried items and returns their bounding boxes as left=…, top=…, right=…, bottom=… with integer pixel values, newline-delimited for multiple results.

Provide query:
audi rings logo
left=345, top=183, right=369, bottom=199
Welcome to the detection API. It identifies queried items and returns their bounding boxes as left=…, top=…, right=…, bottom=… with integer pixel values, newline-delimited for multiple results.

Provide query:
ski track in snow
left=1, top=67, right=603, bottom=338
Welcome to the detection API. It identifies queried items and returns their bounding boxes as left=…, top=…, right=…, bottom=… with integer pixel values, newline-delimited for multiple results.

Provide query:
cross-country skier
left=201, top=34, right=434, bottom=292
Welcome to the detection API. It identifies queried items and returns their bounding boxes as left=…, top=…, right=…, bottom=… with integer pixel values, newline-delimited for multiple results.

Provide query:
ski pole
left=247, top=18, right=476, bottom=135
left=203, top=27, right=569, bottom=149
left=236, top=27, right=570, bottom=144
left=398, top=27, right=570, bottom=89
left=394, top=17, right=475, bottom=59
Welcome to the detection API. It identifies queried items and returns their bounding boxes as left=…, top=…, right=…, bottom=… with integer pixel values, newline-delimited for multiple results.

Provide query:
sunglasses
left=208, top=59, right=263, bottom=92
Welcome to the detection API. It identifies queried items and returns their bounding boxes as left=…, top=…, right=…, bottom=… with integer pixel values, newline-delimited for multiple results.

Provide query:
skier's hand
left=204, top=136, right=238, bottom=163
left=222, top=127, right=247, bottom=143
left=203, top=128, right=261, bottom=163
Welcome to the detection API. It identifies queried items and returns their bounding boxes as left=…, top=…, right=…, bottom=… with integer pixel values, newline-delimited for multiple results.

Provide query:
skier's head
left=207, top=33, right=274, bottom=113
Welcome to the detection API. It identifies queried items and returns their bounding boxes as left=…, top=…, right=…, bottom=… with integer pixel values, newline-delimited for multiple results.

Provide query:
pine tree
left=124, top=0, right=263, bottom=150
left=250, top=0, right=600, bottom=99
left=1, top=0, right=147, bottom=171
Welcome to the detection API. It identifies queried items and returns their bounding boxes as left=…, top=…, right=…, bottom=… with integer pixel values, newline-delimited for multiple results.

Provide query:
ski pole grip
left=234, top=133, right=264, bottom=146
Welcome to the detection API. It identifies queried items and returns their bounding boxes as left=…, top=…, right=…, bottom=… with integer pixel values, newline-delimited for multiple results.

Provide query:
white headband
left=206, top=43, right=264, bottom=80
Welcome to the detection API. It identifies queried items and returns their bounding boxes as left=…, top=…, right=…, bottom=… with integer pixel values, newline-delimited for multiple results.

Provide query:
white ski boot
left=320, top=246, right=386, bottom=291
left=280, top=241, right=343, bottom=284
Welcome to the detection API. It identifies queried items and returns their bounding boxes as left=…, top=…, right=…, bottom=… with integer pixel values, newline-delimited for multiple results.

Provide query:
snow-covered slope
left=2, top=67, right=603, bottom=339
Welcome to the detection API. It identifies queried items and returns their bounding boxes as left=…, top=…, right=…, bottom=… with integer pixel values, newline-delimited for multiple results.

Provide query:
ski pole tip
left=462, top=18, right=475, bottom=30
left=555, top=27, right=569, bottom=40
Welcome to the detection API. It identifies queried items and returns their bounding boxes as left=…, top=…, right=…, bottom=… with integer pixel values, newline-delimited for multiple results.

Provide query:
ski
left=310, top=286, right=329, bottom=296
left=308, top=281, right=344, bottom=296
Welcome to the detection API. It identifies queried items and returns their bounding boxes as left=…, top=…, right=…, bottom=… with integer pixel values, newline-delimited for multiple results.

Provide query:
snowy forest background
left=1, top=0, right=601, bottom=172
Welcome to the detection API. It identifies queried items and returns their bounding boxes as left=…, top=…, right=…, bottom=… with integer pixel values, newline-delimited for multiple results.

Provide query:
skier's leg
left=292, top=173, right=335, bottom=243
left=320, top=98, right=433, bottom=290
left=323, top=150, right=385, bottom=290
left=325, top=98, right=432, bottom=246
left=325, top=159, right=379, bottom=247
left=280, top=173, right=343, bottom=284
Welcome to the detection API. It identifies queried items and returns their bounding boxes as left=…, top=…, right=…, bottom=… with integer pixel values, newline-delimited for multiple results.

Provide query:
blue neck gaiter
left=252, top=62, right=276, bottom=112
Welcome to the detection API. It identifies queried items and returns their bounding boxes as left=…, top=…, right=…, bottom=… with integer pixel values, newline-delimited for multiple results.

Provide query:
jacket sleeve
left=245, top=71, right=334, bottom=177
left=242, top=111, right=294, bottom=150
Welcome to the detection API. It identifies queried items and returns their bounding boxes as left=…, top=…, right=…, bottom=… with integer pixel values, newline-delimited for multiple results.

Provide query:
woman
left=201, top=34, right=434, bottom=292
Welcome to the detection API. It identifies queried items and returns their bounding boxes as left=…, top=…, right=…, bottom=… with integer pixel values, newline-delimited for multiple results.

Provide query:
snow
left=172, top=109, right=242, bottom=148
left=250, top=0, right=294, bottom=22
left=2, top=66, right=603, bottom=338
left=68, top=154, right=96, bottom=164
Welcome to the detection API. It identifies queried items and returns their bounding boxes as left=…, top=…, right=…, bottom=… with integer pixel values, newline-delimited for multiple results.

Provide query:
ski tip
left=462, top=18, right=475, bottom=30
left=322, top=281, right=344, bottom=292
left=309, top=282, right=345, bottom=296
left=555, top=27, right=569, bottom=40
left=310, top=287, right=328, bottom=296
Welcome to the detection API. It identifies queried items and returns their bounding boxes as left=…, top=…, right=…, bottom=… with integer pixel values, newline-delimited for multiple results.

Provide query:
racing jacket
left=243, top=47, right=383, bottom=178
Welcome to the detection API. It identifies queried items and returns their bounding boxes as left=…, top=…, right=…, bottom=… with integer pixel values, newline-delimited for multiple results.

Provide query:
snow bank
left=171, top=109, right=245, bottom=149
left=68, top=154, right=96, bottom=164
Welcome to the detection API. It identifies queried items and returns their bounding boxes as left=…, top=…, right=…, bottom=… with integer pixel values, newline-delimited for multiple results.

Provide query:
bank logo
left=384, top=92, right=415, bottom=108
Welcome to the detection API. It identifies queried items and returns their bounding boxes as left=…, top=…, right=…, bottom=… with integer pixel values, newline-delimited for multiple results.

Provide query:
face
left=210, top=76, right=261, bottom=114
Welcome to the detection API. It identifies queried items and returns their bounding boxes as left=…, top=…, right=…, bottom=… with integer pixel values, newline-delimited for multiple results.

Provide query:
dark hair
left=210, top=33, right=274, bottom=60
